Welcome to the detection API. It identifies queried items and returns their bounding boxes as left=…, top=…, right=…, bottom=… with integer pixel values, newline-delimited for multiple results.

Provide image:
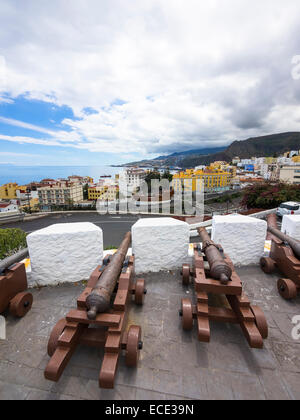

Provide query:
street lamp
left=26, top=188, right=32, bottom=214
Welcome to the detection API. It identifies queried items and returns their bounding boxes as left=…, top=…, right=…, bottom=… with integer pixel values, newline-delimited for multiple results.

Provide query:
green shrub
left=0, top=228, right=27, bottom=260
left=241, top=182, right=300, bottom=209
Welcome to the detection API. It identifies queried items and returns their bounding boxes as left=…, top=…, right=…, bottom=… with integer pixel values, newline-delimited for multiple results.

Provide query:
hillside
left=123, top=147, right=226, bottom=168
left=123, top=132, right=300, bottom=169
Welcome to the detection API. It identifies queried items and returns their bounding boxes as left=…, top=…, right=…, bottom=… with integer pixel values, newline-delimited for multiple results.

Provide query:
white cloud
left=0, top=0, right=300, bottom=156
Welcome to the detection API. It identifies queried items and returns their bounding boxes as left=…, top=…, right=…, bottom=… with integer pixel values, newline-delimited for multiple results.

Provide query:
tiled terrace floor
left=0, top=266, right=300, bottom=400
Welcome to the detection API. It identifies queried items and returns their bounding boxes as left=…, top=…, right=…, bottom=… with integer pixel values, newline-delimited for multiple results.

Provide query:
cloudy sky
left=0, top=0, right=300, bottom=166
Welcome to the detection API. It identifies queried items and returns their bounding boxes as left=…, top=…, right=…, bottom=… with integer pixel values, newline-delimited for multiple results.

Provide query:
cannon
left=86, top=232, right=131, bottom=319
left=260, top=213, right=300, bottom=300
left=197, top=227, right=232, bottom=284
left=180, top=228, right=268, bottom=348
left=44, top=232, right=147, bottom=389
left=0, top=249, right=33, bottom=318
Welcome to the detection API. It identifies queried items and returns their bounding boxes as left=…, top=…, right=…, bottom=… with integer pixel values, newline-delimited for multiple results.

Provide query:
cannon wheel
left=182, top=264, right=191, bottom=286
left=260, top=257, right=275, bottom=274
left=250, top=305, right=268, bottom=339
left=125, top=325, right=142, bottom=367
left=135, top=278, right=146, bottom=305
left=47, top=318, right=67, bottom=357
left=181, top=298, right=193, bottom=331
left=277, top=278, right=298, bottom=300
left=9, top=292, right=33, bottom=318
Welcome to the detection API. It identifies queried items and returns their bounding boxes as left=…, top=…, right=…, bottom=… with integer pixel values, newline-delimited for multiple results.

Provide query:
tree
left=241, top=181, right=300, bottom=209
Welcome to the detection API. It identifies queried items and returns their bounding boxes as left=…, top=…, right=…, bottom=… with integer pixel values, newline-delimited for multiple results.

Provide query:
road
left=2, top=212, right=199, bottom=248
left=0, top=213, right=152, bottom=248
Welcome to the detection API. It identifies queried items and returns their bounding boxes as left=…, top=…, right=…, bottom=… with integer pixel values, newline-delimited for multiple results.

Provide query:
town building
left=118, top=168, right=147, bottom=193
left=0, top=202, right=20, bottom=213
left=0, top=183, right=18, bottom=200
left=280, top=165, right=300, bottom=185
left=68, top=175, right=94, bottom=185
left=37, top=181, right=83, bottom=209
left=172, top=167, right=231, bottom=193
left=88, top=184, right=118, bottom=201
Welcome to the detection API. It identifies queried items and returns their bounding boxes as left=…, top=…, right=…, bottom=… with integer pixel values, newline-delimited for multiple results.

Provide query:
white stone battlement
left=26, top=222, right=103, bottom=287
left=212, top=215, right=267, bottom=267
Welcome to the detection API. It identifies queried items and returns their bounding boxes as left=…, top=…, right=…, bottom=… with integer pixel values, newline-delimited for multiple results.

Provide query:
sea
left=0, top=165, right=122, bottom=185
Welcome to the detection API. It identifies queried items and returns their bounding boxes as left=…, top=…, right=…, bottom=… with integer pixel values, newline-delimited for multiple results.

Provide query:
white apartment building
left=38, top=182, right=83, bottom=208
left=280, top=165, right=300, bottom=185
left=0, top=202, right=20, bottom=213
left=118, top=168, right=147, bottom=193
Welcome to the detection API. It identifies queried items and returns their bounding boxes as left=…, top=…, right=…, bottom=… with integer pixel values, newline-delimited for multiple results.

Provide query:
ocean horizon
left=0, top=165, right=121, bottom=185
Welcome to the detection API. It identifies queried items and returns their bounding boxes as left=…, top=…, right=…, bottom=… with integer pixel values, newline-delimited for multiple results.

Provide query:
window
left=280, top=203, right=299, bottom=210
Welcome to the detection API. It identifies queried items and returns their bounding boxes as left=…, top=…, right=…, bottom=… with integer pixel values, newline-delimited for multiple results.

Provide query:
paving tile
left=0, top=266, right=299, bottom=400
left=116, top=364, right=154, bottom=391
left=181, top=366, right=234, bottom=400
left=282, top=372, right=300, bottom=400
left=258, top=369, right=291, bottom=400
left=84, top=381, right=137, bottom=400
left=136, top=389, right=166, bottom=400
left=229, top=372, right=266, bottom=400
left=0, top=381, right=30, bottom=400
left=271, top=342, right=300, bottom=373
left=152, top=369, right=183, bottom=396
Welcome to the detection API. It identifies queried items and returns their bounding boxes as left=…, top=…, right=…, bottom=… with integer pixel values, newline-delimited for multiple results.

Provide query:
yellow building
left=292, top=156, right=300, bottom=163
left=0, top=183, right=18, bottom=199
left=88, top=185, right=118, bottom=201
left=265, top=157, right=277, bottom=164
left=172, top=168, right=231, bottom=192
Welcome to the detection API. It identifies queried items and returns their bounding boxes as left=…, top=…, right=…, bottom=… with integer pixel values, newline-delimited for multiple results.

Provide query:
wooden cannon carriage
left=44, top=232, right=147, bottom=389
left=260, top=213, right=300, bottom=300
left=0, top=250, right=33, bottom=318
left=179, top=228, right=268, bottom=348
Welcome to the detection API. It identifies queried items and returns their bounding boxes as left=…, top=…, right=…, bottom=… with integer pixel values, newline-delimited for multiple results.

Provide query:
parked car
left=276, top=202, right=300, bottom=218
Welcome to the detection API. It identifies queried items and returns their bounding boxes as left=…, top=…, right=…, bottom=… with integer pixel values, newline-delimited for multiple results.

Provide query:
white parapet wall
left=132, top=217, right=190, bottom=274
left=212, top=215, right=267, bottom=267
left=281, top=215, right=300, bottom=240
left=26, top=222, right=103, bottom=287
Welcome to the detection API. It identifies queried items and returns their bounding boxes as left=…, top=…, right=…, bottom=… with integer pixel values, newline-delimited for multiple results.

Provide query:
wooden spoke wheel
left=260, top=257, right=275, bottom=274
left=47, top=318, right=67, bottom=357
left=250, top=305, right=268, bottom=339
left=9, top=292, right=33, bottom=318
left=125, top=325, right=142, bottom=367
left=277, top=278, right=298, bottom=300
left=180, top=298, right=193, bottom=331
left=135, top=278, right=146, bottom=305
left=182, top=264, right=191, bottom=286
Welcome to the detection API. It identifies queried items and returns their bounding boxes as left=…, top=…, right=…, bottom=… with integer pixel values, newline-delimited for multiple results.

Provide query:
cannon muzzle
left=197, top=227, right=232, bottom=284
left=267, top=214, right=300, bottom=260
left=86, top=232, right=131, bottom=319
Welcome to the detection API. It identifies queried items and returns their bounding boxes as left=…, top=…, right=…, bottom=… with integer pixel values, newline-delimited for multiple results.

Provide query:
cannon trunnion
left=260, top=214, right=300, bottom=300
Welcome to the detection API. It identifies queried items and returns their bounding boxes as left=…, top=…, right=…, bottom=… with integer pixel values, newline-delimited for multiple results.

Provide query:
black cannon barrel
left=267, top=215, right=300, bottom=260
left=197, top=227, right=232, bottom=285
left=0, top=248, right=29, bottom=274
left=86, top=232, right=131, bottom=320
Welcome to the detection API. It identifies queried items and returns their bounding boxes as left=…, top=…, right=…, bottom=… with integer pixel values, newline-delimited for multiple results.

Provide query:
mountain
left=123, top=132, right=300, bottom=169
left=123, top=147, right=227, bottom=168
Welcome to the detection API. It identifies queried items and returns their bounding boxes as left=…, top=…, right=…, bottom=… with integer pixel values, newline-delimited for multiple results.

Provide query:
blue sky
left=0, top=96, right=143, bottom=166
left=0, top=0, right=300, bottom=166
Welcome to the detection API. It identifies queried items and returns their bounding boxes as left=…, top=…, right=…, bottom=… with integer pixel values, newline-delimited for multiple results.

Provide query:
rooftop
left=1, top=266, right=299, bottom=400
